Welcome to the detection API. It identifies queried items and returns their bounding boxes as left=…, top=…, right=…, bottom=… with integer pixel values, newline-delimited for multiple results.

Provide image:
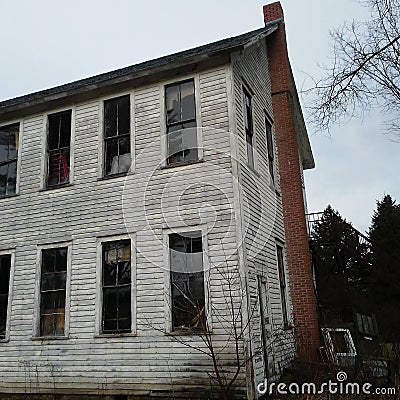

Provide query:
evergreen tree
left=368, top=195, right=400, bottom=341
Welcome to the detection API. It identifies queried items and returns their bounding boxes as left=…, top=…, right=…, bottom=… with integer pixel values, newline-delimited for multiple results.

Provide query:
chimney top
left=263, top=2, right=284, bottom=24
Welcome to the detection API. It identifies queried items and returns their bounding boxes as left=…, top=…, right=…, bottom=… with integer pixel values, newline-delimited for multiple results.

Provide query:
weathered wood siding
left=0, top=66, right=249, bottom=398
left=231, top=39, right=296, bottom=395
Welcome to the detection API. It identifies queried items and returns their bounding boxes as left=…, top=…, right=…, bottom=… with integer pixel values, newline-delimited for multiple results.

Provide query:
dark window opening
left=47, top=111, right=71, bottom=187
left=40, top=248, right=68, bottom=337
left=165, top=80, right=198, bottom=165
left=0, top=255, right=11, bottom=339
left=265, top=118, right=275, bottom=183
left=0, top=123, right=19, bottom=197
left=169, top=232, right=205, bottom=332
left=104, top=96, right=131, bottom=176
left=102, top=240, right=131, bottom=334
left=243, top=89, right=254, bottom=168
left=277, top=245, right=289, bottom=326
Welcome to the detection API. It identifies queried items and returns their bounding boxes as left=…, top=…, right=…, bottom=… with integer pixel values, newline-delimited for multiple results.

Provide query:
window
left=40, top=247, right=68, bottom=337
left=276, top=245, right=289, bottom=326
left=0, top=255, right=11, bottom=339
left=322, top=328, right=357, bottom=367
left=47, top=110, right=71, bottom=187
left=101, top=240, right=131, bottom=334
left=165, top=79, right=197, bottom=165
left=356, top=313, right=378, bottom=337
left=104, top=95, right=131, bottom=176
left=0, top=123, right=19, bottom=197
left=169, top=231, right=205, bottom=331
left=265, top=118, right=275, bottom=183
left=243, top=89, right=254, bottom=168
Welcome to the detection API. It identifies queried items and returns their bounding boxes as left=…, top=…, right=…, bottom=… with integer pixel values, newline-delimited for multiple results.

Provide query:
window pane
left=117, top=96, right=130, bottom=135
left=0, top=255, right=11, bottom=294
left=104, top=100, right=118, bottom=138
left=117, top=136, right=131, bottom=173
left=103, top=287, right=118, bottom=319
left=0, top=164, right=8, bottom=196
left=40, top=314, right=55, bottom=337
left=105, top=138, right=118, bottom=175
left=0, top=131, right=9, bottom=163
left=55, top=248, right=68, bottom=272
left=54, top=272, right=67, bottom=290
left=41, top=292, right=56, bottom=312
left=166, top=85, right=180, bottom=124
left=48, top=115, right=60, bottom=150
left=181, top=81, right=195, bottom=121
left=41, top=273, right=55, bottom=291
left=59, top=112, right=72, bottom=148
left=0, top=125, right=19, bottom=163
left=118, top=286, right=131, bottom=319
left=103, top=260, right=117, bottom=286
left=7, top=161, right=17, bottom=195
left=42, top=250, right=56, bottom=273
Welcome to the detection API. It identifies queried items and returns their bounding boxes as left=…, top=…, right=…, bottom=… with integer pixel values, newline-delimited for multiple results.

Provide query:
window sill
left=165, top=329, right=211, bottom=336
left=97, top=172, right=129, bottom=181
left=0, top=338, right=9, bottom=343
left=0, top=193, right=18, bottom=200
left=32, top=335, right=69, bottom=341
left=160, top=159, right=204, bottom=170
left=39, top=183, right=73, bottom=192
left=94, top=333, right=136, bottom=338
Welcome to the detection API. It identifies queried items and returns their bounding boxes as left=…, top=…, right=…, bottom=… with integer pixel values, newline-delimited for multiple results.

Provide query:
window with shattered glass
left=104, top=95, right=131, bottom=176
left=165, top=80, right=198, bottom=165
left=102, top=240, right=131, bottom=334
left=40, top=247, right=68, bottom=337
left=0, top=255, right=11, bottom=339
left=47, top=110, right=71, bottom=187
left=169, top=232, right=205, bottom=331
left=243, top=89, right=254, bottom=168
left=0, top=123, right=19, bottom=197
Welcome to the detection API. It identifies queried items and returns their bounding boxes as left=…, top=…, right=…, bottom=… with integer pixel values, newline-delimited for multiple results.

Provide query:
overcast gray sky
left=1, top=0, right=398, bottom=233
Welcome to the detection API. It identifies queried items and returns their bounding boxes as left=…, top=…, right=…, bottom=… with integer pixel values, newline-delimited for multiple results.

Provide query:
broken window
left=277, top=245, right=289, bottom=326
left=40, top=247, right=68, bottom=337
left=165, top=79, right=198, bottom=165
left=356, top=313, right=378, bottom=337
left=265, top=118, right=275, bottom=183
left=47, top=110, right=71, bottom=187
left=0, top=123, right=19, bottom=196
left=243, top=89, right=254, bottom=168
left=169, top=231, right=205, bottom=332
left=102, top=240, right=131, bottom=334
left=0, top=255, right=11, bottom=339
left=104, top=95, right=131, bottom=176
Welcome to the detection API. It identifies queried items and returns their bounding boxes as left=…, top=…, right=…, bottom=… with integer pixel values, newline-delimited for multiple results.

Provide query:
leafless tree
left=306, top=0, right=400, bottom=137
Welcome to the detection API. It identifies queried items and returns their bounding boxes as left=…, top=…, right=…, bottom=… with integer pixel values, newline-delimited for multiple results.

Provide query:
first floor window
left=276, top=245, right=289, bottom=326
left=0, top=123, right=19, bottom=196
left=169, top=231, right=205, bottom=331
left=165, top=79, right=198, bottom=165
left=47, top=110, right=71, bottom=187
left=0, top=255, right=11, bottom=339
left=104, top=95, right=131, bottom=176
left=102, top=240, right=131, bottom=334
left=40, top=247, right=68, bottom=336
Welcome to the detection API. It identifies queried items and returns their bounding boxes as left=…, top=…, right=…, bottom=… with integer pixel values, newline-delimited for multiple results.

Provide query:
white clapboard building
left=0, top=4, right=315, bottom=400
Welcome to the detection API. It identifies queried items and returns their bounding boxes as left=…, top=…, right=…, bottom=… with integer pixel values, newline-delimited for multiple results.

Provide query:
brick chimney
left=264, top=2, right=320, bottom=362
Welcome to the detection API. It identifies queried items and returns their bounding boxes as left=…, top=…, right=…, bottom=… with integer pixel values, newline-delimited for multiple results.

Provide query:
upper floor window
left=104, top=95, right=131, bottom=176
left=47, top=110, right=71, bottom=187
left=101, top=240, right=131, bottom=334
left=40, top=247, right=68, bottom=337
left=243, top=89, right=254, bottom=168
left=165, top=79, right=198, bottom=165
left=0, top=123, right=19, bottom=197
left=0, top=254, right=11, bottom=339
left=265, top=118, right=275, bottom=183
left=276, top=245, right=289, bottom=326
left=169, top=231, right=205, bottom=332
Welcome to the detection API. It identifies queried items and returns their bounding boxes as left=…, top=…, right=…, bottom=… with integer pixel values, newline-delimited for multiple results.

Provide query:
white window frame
left=40, top=106, right=75, bottom=190
left=95, top=233, right=137, bottom=336
left=33, top=241, right=72, bottom=339
left=0, top=249, right=15, bottom=342
left=0, top=120, right=23, bottom=197
left=160, top=74, right=203, bottom=168
left=322, top=327, right=357, bottom=364
left=163, top=224, right=211, bottom=333
left=264, top=112, right=276, bottom=187
left=242, top=83, right=258, bottom=171
left=98, top=92, right=135, bottom=179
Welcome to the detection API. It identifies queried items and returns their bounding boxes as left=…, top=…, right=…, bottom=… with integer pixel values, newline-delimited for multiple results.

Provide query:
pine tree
left=368, top=195, right=400, bottom=341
